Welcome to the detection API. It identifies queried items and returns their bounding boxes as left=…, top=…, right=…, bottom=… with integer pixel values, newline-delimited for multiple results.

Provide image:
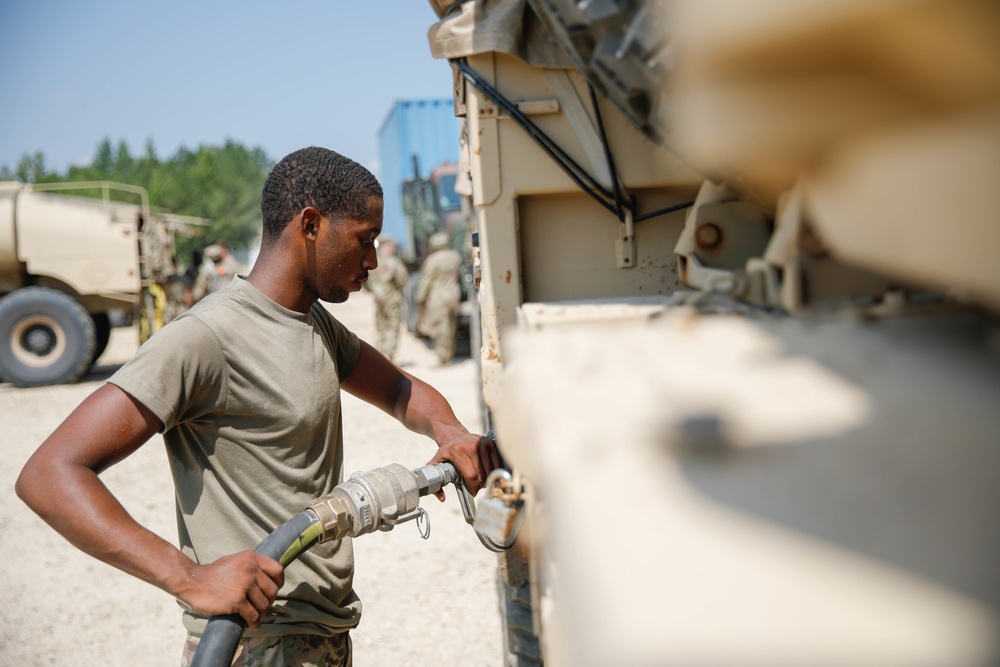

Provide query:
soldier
left=363, top=235, right=408, bottom=361
left=16, top=146, right=499, bottom=667
left=416, top=231, right=463, bottom=366
left=204, top=242, right=241, bottom=295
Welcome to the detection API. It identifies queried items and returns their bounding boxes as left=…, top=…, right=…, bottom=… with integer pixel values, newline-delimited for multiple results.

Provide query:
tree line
left=0, top=138, right=274, bottom=260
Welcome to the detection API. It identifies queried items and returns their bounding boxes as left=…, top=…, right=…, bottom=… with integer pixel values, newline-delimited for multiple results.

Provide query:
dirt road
left=0, top=289, right=502, bottom=666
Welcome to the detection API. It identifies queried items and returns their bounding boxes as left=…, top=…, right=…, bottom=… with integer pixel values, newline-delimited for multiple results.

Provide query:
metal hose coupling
left=309, top=462, right=458, bottom=543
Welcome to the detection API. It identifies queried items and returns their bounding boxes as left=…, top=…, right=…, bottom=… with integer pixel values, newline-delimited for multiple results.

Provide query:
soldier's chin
left=324, top=288, right=350, bottom=304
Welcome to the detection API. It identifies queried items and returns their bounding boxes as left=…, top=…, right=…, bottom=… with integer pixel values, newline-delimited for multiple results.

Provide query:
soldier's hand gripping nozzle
left=453, top=430, right=526, bottom=553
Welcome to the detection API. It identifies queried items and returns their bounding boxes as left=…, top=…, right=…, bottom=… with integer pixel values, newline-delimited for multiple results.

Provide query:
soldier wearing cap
left=204, top=242, right=241, bottom=295
left=363, top=235, right=408, bottom=361
left=416, top=232, right=462, bottom=366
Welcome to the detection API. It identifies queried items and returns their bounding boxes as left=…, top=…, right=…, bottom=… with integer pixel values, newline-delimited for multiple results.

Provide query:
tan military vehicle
left=0, top=181, right=190, bottom=387
left=426, top=1, right=1000, bottom=665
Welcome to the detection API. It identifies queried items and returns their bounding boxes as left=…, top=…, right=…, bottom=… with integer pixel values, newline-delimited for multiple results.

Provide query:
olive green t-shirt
left=110, top=276, right=362, bottom=637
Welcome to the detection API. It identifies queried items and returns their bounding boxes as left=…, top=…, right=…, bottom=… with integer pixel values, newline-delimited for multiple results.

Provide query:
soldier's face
left=312, top=197, right=381, bottom=303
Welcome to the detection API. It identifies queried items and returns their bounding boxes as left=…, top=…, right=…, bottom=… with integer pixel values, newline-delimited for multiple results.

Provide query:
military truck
left=401, top=159, right=467, bottom=267
left=424, top=1, right=1000, bottom=665
left=378, top=98, right=462, bottom=261
left=0, top=181, right=189, bottom=387
left=400, top=159, right=475, bottom=344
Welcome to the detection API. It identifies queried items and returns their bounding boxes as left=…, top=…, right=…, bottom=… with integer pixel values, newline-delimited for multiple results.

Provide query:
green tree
left=92, top=138, right=114, bottom=175
left=14, top=151, right=57, bottom=184
left=3, top=138, right=273, bottom=259
left=147, top=141, right=272, bottom=257
left=113, top=140, right=134, bottom=182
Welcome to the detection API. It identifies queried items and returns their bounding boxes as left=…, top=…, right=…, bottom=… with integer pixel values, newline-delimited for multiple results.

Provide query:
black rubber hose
left=588, top=82, right=625, bottom=222
left=190, top=510, right=323, bottom=667
left=634, top=199, right=697, bottom=223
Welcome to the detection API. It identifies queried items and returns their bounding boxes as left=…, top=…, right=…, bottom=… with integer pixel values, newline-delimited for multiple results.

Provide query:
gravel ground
left=0, top=289, right=502, bottom=666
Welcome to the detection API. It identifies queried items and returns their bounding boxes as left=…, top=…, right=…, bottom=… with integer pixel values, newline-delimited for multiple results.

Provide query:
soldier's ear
left=299, top=207, right=321, bottom=241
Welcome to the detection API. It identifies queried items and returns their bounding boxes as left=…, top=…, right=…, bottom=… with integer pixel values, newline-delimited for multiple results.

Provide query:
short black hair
left=260, top=147, right=382, bottom=243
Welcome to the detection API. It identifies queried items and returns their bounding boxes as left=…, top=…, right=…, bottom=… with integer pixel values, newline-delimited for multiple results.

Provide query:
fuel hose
left=189, top=510, right=324, bottom=667
left=189, top=456, right=514, bottom=667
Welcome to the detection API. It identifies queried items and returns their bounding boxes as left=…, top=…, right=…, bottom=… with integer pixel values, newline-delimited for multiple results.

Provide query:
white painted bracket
left=616, top=208, right=636, bottom=269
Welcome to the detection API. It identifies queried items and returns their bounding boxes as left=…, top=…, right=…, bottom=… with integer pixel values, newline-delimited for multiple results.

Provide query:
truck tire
left=0, top=287, right=97, bottom=387
left=91, top=312, right=112, bottom=366
left=498, top=547, right=543, bottom=667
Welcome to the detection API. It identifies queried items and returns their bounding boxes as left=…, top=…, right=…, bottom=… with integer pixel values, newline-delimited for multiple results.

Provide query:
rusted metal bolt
left=696, top=223, right=722, bottom=249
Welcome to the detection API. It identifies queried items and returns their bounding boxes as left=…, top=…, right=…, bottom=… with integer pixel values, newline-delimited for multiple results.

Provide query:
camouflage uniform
left=416, top=233, right=463, bottom=365
left=205, top=244, right=242, bottom=295
left=363, top=239, right=408, bottom=361
left=181, top=632, right=351, bottom=667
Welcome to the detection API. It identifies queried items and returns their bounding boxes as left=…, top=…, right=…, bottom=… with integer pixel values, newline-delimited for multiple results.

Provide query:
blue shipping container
left=378, top=99, right=461, bottom=256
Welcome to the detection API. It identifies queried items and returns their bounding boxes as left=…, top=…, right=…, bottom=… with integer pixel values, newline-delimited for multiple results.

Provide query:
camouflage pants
left=181, top=632, right=351, bottom=667
left=421, top=302, right=458, bottom=365
left=374, top=298, right=403, bottom=361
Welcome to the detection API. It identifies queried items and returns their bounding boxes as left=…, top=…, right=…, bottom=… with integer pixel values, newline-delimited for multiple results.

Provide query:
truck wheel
left=91, top=312, right=112, bottom=366
left=498, top=547, right=543, bottom=666
left=0, top=287, right=97, bottom=387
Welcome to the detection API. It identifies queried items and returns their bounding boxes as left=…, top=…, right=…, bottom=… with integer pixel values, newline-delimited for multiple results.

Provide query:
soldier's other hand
left=176, top=551, right=284, bottom=630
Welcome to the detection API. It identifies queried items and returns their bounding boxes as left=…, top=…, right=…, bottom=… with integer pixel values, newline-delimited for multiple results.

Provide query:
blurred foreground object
left=669, top=0, right=1000, bottom=311
left=427, top=0, right=1000, bottom=664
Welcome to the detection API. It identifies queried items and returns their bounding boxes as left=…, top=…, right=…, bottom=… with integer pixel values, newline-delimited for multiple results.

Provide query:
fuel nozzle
left=306, top=449, right=521, bottom=552
left=308, top=462, right=458, bottom=543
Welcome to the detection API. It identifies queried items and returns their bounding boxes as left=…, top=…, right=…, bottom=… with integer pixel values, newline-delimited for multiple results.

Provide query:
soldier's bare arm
left=342, top=340, right=499, bottom=494
left=15, top=384, right=284, bottom=629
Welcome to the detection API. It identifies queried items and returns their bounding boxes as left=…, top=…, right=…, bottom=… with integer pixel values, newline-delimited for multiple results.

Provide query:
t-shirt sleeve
left=108, top=316, right=227, bottom=431
left=310, top=303, right=361, bottom=381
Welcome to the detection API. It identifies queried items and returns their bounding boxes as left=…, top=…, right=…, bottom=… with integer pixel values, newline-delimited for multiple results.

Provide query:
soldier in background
left=416, top=231, right=462, bottom=366
left=204, top=242, right=241, bottom=295
left=363, top=235, right=408, bottom=362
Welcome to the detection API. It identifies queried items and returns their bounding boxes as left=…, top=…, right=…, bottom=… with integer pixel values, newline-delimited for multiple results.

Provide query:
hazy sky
left=0, top=1, right=453, bottom=180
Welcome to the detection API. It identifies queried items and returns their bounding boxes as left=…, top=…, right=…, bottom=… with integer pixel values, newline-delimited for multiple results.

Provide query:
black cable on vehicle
left=453, top=58, right=623, bottom=217
left=455, top=58, right=693, bottom=229
left=190, top=511, right=324, bottom=667
left=634, top=199, right=696, bottom=223
left=588, top=83, right=626, bottom=222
